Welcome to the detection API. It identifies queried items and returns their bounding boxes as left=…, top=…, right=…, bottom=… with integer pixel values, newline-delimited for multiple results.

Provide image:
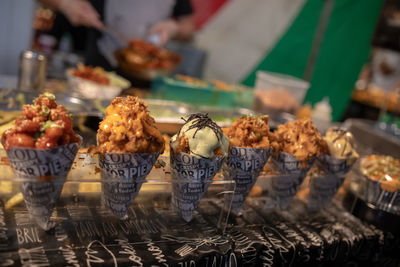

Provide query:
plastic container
left=66, top=69, right=130, bottom=100
left=356, top=156, right=400, bottom=215
left=255, top=71, right=310, bottom=105
left=311, top=98, right=332, bottom=133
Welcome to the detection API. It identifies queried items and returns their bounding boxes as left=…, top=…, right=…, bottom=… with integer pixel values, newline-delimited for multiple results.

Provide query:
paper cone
left=317, top=154, right=352, bottom=176
left=305, top=154, right=354, bottom=211
left=271, top=152, right=315, bottom=177
left=99, top=152, right=160, bottom=219
left=5, top=141, right=80, bottom=230
left=223, top=147, right=271, bottom=214
left=170, top=152, right=224, bottom=222
left=263, top=152, right=315, bottom=211
left=307, top=174, right=345, bottom=210
left=264, top=173, right=306, bottom=211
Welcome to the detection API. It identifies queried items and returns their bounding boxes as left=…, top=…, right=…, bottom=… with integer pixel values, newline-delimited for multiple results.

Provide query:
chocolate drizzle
left=181, top=113, right=223, bottom=141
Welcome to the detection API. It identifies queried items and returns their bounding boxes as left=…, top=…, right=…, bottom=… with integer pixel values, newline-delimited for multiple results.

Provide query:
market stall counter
left=0, top=92, right=399, bottom=266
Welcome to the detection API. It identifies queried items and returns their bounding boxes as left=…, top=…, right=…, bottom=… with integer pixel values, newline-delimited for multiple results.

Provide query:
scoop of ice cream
left=171, top=113, right=229, bottom=158
left=324, top=127, right=359, bottom=165
left=96, top=96, right=165, bottom=153
left=223, top=115, right=271, bottom=148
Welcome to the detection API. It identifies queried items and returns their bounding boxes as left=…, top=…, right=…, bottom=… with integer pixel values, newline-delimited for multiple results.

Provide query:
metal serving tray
left=343, top=119, right=400, bottom=157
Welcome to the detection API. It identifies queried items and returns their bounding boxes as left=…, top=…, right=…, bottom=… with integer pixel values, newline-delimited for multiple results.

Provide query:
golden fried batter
left=223, top=115, right=270, bottom=148
left=270, top=119, right=325, bottom=162
left=174, top=134, right=190, bottom=155
left=96, top=96, right=164, bottom=153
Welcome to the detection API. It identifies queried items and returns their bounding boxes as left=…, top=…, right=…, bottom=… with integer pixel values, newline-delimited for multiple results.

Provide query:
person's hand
left=59, top=0, right=103, bottom=30
left=148, top=19, right=178, bottom=46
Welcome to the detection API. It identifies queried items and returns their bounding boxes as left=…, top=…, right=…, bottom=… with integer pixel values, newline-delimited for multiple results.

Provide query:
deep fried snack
left=1, top=92, right=80, bottom=150
left=171, top=113, right=229, bottom=159
left=270, top=119, right=326, bottom=162
left=121, top=39, right=181, bottom=69
left=96, top=96, right=165, bottom=153
left=223, top=115, right=270, bottom=148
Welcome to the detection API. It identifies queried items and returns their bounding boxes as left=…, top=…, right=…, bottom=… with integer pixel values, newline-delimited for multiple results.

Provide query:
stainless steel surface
left=17, top=50, right=47, bottom=91
left=93, top=98, right=296, bottom=134
left=0, top=89, right=95, bottom=115
left=343, top=118, right=400, bottom=157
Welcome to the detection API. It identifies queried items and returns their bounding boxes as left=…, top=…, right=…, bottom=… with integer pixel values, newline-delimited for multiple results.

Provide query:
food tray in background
left=150, top=76, right=254, bottom=109
left=344, top=160, right=400, bottom=233
left=66, top=68, right=131, bottom=100
left=92, top=98, right=260, bottom=135
left=0, top=89, right=96, bottom=115
left=343, top=118, right=400, bottom=157
left=114, top=40, right=182, bottom=81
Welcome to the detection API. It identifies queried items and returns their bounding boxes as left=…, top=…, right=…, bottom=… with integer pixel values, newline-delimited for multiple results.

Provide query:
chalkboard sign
left=0, top=194, right=399, bottom=266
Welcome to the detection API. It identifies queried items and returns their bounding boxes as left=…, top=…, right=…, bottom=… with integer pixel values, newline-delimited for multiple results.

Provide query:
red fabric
left=191, top=0, right=229, bottom=29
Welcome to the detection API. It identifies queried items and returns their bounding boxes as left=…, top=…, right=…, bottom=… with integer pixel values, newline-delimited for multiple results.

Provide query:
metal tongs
left=97, top=26, right=129, bottom=67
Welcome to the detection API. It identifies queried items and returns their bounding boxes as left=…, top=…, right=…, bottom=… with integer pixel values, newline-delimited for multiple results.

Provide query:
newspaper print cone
left=308, top=175, right=345, bottom=210
left=99, top=152, right=160, bottom=219
left=264, top=152, right=315, bottom=211
left=5, top=141, right=80, bottom=230
left=317, top=154, right=352, bottom=176
left=307, top=154, right=355, bottom=210
left=271, top=152, right=315, bottom=176
left=223, top=147, right=271, bottom=214
left=170, top=152, right=224, bottom=222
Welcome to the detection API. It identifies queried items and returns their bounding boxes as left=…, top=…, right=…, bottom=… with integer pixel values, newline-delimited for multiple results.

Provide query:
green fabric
left=242, top=0, right=384, bottom=121
left=242, top=0, right=324, bottom=85
left=304, top=0, right=384, bottom=121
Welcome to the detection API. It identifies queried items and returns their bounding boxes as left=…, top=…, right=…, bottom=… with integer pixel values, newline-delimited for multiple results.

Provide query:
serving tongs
left=97, top=26, right=130, bottom=67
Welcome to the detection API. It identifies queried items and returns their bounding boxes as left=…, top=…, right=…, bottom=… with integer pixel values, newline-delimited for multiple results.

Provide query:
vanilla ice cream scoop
left=324, top=127, right=359, bottom=165
left=171, top=113, right=229, bottom=158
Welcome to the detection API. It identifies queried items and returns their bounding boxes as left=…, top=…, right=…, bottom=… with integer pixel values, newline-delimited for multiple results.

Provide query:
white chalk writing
left=178, top=260, right=196, bottom=267
left=16, top=227, right=42, bottom=245
left=119, top=218, right=166, bottom=235
left=55, top=224, right=68, bottom=242
left=115, top=238, right=143, bottom=266
left=73, top=221, right=101, bottom=240
left=205, top=253, right=237, bottom=267
left=59, top=245, right=79, bottom=267
left=0, top=207, right=8, bottom=246
left=18, top=246, right=50, bottom=267
left=0, top=253, right=14, bottom=267
left=86, top=240, right=117, bottom=267
left=143, top=238, right=168, bottom=266
left=14, top=210, right=32, bottom=226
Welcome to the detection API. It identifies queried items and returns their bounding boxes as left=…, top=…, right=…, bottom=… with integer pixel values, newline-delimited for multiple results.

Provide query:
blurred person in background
left=38, top=0, right=195, bottom=69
